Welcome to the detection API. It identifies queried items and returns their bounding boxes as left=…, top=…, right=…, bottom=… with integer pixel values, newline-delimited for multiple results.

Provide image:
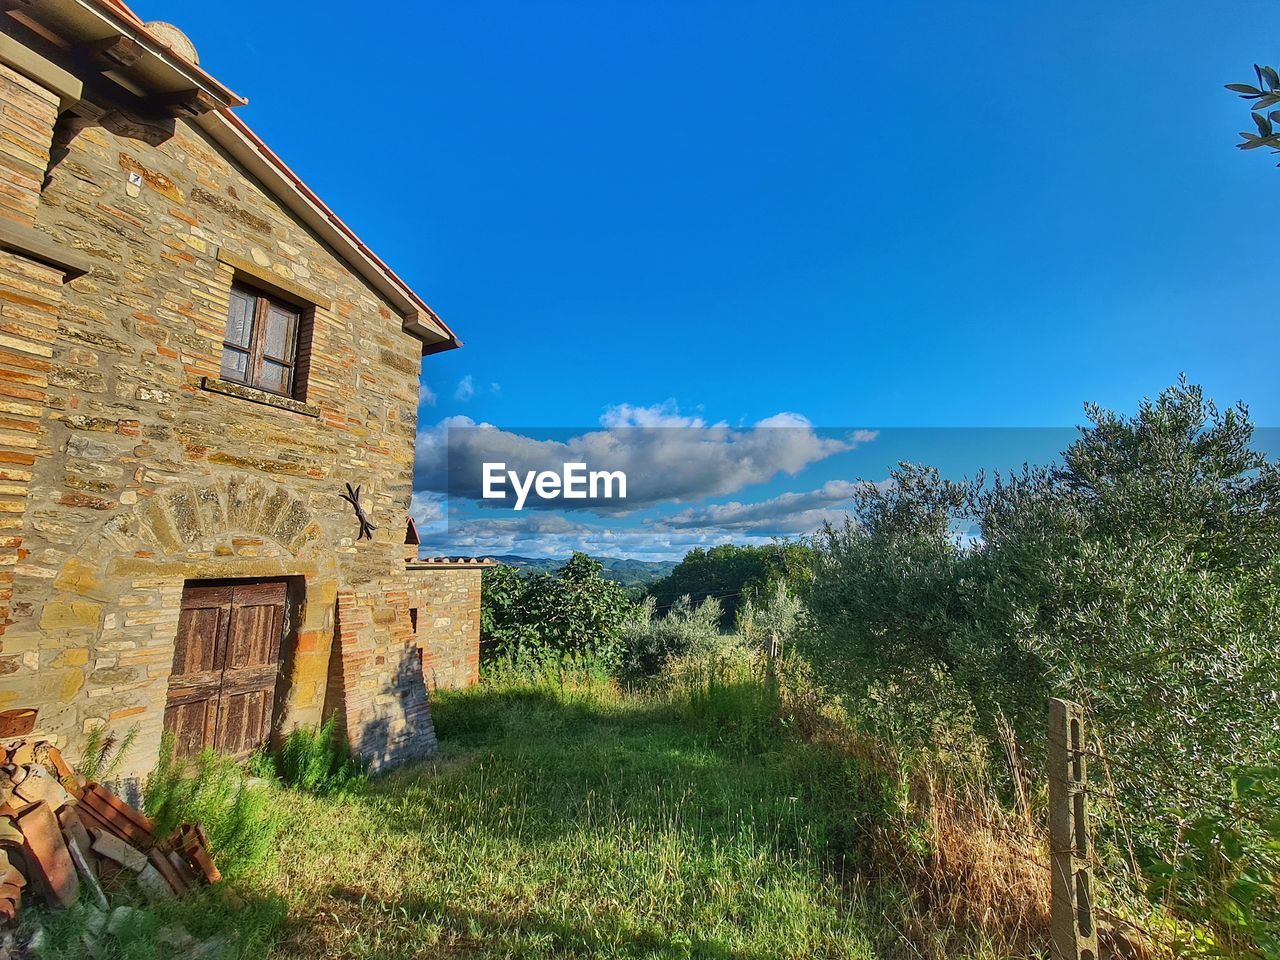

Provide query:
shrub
left=1145, top=766, right=1280, bottom=959
left=736, top=579, right=803, bottom=658
left=617, top=594, right=723, bottom=682
left=481, top=553, right=637, bottom=665
left=143, top=737, right=282, bottom=880
left=269, top=714, right=368, bottom=797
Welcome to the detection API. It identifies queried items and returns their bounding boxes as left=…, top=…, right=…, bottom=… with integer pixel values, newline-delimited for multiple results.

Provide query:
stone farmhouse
left=0, top=0, right=486, bottom=782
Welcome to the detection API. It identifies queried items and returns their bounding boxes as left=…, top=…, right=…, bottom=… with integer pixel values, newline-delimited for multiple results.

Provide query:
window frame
left=220, top=282, right=305, bottom=400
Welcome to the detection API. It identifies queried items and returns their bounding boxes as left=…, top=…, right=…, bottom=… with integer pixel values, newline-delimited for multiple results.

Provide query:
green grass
left=261, top=663, right=880, bottom=959
left=22, top=655, right=1044, bottom=958
left=24, top=656, right=1033, bottom=958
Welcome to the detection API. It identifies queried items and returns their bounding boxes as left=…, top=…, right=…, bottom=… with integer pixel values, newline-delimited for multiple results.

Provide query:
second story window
left=220, top=283, right=304, bottom=398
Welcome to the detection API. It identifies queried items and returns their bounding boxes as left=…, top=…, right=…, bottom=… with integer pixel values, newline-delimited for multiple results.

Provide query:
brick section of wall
left=409, top=568, right=481, bottom=690
left=0, top=251, right=59, bottom=646
left=329, top=589, right=436, bottom=770
left=0, top=65, right=59, bottom=226
left=0, top=64, right=63, bottom=645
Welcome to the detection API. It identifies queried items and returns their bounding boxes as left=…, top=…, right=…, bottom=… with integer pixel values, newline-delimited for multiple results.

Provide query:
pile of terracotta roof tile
left=0, top=740, right=219, bottom=925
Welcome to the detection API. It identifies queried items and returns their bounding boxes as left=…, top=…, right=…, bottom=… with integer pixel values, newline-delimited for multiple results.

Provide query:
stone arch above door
left=82, top=475, right=327, bottom=570
left=21, top=474, right=340, bottom=782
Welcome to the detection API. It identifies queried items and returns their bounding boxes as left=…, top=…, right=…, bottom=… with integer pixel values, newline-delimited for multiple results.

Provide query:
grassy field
left=258, top=661, right=888, bottom=959
left=25, top=655, right=1041, bottom=959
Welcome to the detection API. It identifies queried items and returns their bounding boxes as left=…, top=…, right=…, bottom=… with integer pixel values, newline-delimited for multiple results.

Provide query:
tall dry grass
left=761, top=649, right=1054, bottom=958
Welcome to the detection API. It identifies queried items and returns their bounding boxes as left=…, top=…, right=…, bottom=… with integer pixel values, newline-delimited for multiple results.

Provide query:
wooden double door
left=164, top=581, right=287, bottom=759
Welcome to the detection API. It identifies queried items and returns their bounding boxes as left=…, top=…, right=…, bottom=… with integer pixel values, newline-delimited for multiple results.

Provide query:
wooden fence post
left=1048, top=698, right=1098, bottom=960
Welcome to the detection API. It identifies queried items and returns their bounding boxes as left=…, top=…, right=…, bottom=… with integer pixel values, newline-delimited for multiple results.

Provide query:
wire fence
left=1028, top=700, right=1279, bottom=959
left=901, top=696, right=1276, bottom=958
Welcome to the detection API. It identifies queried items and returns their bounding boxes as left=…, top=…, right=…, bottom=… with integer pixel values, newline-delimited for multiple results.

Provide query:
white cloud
left=421, top=383, right=437, bottom=406
left=410, top=490, right=447, bottom=531
left=660, top=479, right=874, bottom=533
left=454, top=375, right=475, bottom=402
left=414, top=407, right=876, bottom=511
left=410, top=402, right=882, bottom=558
left=599, top=400, right=707, bottom=429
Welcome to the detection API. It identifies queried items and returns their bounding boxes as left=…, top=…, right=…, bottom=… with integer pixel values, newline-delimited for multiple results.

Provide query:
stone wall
left=408, top=567, right=482, bottom=691
left=0, top=62, right=463, bottom=778
left=0, top=250, right=60, bottom=650
left=326, top=587, right=436, bottom=772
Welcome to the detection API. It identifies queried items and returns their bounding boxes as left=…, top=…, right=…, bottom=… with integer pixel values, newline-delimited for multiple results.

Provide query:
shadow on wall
left=269, top=576, right=307, bottom=749
left=322, top=603, right=437, bottom=773
left=354, top=643, right=438, bottom=772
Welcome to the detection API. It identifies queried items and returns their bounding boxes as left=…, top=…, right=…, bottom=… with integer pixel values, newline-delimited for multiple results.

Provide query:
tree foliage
left=800, top=380, right=1280, bottom=870
left=801, top=464, right=982, bottom=749
left=1227, top=64, right=1280, bottom=164
left=481, top=553, right=637, bottom=663
left=646, top=542, right=813, bottom=629
left=966, top=381, right=1278, bottom=751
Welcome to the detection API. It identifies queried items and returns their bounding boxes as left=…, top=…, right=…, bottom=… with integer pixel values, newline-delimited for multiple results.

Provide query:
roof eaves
left=69, top=0, right=245, bottom=108
left=194, top=108, right=460, bottom=353
left=44, top=1, right=457, bottom=353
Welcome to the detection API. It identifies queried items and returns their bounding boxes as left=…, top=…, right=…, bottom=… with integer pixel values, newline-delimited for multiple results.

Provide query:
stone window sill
left=200, top=376, right=319, bottom=417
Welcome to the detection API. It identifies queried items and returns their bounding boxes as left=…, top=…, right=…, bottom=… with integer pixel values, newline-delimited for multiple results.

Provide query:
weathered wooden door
left=164, top=581, right=286, bottom=759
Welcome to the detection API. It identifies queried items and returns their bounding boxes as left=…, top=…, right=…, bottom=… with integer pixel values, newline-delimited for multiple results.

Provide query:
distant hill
left=490, top=555, right=677, bottom=588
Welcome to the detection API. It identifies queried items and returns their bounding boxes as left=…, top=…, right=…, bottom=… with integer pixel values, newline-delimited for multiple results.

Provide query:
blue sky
left=151, top=0, right=1278, bottom=557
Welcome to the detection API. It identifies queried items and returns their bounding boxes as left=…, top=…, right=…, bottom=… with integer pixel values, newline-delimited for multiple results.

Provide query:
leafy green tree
left=963, top=381, right=1280, bottom=822
left=480, top=553, right=637, bottom=664
left=479, top=563, right=539, bottom=656
left=647, top=543, right=813, bottom=629
left=799, top=463, right=979, bottom=746
left=967, top=411, right=1280, bottom=956
left=798, top=380, right=1280, bottom=951
left=805, top=463, right=973, bottom=677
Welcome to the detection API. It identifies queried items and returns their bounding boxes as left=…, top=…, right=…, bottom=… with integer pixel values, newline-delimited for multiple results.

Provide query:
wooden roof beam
left=80, top=34, right=141, bottom=71
left=152, top=87, right=220, bottom=118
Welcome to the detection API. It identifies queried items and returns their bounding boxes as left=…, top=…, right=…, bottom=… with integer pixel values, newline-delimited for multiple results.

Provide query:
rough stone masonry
left=0, top=1, right=485, bottom=781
